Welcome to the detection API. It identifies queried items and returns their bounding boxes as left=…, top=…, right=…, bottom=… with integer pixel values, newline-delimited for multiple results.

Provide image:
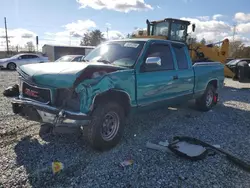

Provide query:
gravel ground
left=0, top=70, right=250, bottom=188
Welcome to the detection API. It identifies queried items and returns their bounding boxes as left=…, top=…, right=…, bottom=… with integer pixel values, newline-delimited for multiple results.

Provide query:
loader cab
left=146, top=18, right=195, bottom=43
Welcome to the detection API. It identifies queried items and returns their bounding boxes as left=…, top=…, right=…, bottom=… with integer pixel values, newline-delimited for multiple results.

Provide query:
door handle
left=173, top=75, right=178, bottom=80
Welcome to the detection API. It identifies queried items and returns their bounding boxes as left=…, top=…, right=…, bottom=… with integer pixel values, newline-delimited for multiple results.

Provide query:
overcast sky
left=1, top=0, right=250, bottom=50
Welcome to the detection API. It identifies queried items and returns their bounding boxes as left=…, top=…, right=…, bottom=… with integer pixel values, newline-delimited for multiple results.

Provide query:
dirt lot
left=0, top=70, right=250, bottom=188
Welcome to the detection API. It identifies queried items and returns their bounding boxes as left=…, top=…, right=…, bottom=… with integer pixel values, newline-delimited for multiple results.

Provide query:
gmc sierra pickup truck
left=10, top=38, right=224, bottom=150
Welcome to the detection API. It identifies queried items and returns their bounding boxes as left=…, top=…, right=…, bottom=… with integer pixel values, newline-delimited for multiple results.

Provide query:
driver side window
left=19, top=55, right=29, bottom=59
left=142, top=43, right=175, bottom=72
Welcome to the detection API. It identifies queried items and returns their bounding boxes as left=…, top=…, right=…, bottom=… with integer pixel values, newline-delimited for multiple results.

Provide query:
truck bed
left=192, top=62, right=224, bottom=95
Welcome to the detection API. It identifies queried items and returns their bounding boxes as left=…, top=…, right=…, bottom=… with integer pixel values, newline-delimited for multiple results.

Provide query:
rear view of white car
left=0, top=53, right=49, bottom=70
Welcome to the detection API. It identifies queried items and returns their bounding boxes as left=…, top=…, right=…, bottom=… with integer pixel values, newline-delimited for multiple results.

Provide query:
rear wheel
left=84, top=101, right=125, bottom=151
left=195, top=84, right=217, bottom=112
left=7, top=62, right=16, bottom=70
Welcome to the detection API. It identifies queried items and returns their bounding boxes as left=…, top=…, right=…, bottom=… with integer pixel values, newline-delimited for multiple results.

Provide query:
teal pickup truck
left=11, top=38, right=224, bottom=150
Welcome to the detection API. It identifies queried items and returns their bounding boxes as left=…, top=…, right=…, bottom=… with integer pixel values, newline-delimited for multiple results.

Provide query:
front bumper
left=11, top=97, right=91, bottom=127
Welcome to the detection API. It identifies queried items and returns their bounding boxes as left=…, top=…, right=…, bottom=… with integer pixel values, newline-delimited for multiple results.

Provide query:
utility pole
left=4, top=17, right=9, bottom=55
left=232, top=24, right=237, bottom=58
left=232, top=24, right=237, bottom=42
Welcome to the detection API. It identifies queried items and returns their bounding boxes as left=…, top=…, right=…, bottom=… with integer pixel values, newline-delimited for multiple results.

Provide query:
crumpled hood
left=18, top=61, right=125, bottom=88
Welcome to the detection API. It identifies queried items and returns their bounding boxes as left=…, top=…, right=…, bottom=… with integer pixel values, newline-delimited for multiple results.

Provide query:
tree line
left=21, top=29, right=250, bottom=59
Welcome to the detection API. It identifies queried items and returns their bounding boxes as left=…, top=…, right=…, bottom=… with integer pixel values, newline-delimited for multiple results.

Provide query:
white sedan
left=0, top=53, right=49, bottom=70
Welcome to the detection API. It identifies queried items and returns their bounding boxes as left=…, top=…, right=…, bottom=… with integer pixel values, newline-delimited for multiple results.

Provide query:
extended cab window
left=143, top=43, right=174, bottom=71
left=172, top=44, right=189, bottom=70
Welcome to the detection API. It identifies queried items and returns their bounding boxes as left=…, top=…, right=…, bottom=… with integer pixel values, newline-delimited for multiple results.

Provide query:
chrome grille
left=21, top=80, right=51, bottom=103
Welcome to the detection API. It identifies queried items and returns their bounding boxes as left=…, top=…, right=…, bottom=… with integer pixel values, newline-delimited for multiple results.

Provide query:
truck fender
left=90, top=89, right=132, bottom=117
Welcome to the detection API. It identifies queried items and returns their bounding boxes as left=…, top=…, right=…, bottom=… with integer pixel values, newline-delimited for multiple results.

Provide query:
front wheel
left=84, top=101, right=125, bottom=151
left=7, top=62, right=16, bottom=70
left=195, top=84, right=217, bottom=112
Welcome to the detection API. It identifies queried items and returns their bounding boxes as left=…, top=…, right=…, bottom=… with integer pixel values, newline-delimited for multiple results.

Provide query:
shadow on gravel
left=13, top=104, right=187, bottom=188
left=13, top=96, right=250, bottom=187
left=0, top=68, right=16, bottom=72
left=221, top=86, right=250, bottom=103
left=14, top=135, right=97, bottom=188
left=224, top=86, right=250, bottom=91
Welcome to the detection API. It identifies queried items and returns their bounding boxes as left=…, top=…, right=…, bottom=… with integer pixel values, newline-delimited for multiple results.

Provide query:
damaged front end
left=11, top=80, right=91, bottom=128
left=11, top=62, right=127, bottom=128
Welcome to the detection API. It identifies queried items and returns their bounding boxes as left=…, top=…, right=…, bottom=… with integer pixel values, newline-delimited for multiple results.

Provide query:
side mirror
left=145, top=57, right=161, bottom=66
left=192, top=24, right=196, bottom=32
left=18, top=57, right=21, bottom=60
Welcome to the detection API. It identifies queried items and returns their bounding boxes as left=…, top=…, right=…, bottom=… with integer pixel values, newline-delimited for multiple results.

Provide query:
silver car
left=0, top=53, right=49, bottom=70
left=55, top=55, right=85, bottom=62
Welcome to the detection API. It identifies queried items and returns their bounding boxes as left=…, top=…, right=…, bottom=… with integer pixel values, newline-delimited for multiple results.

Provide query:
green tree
left=187, top=37, right=197, bottom=44
left=80, top=29, right=106, bottom=46
left=200, top=38, right=206, bottom=45
left=80, top=32, right=92, bottom=46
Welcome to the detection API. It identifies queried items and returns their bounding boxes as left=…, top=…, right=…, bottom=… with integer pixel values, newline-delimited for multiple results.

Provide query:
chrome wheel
left=206, top=89, right=213, bottom=107
left=101, top=111, right=120, bottom=141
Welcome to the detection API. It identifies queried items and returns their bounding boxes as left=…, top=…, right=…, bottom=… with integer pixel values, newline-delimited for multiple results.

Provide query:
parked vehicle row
left=0, top=53, right=49, bottom=70
left=55, top=55, right=85, bottom=62
left=0, top=54, right=86, bottom=70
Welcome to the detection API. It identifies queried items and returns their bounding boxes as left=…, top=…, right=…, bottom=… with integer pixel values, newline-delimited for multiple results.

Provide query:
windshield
left=55, top=56, right=75, bottom=62
left=83, top=41, right=145, bottom=67
left=170, top=23, right=187, bottom=42
left=10, top=54, right=21, bottom=59
left=152, top=22, right=169, bottom=36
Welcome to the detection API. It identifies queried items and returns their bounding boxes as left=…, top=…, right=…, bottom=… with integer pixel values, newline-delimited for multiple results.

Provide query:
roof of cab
left=110, top=38, right=186, bottom=45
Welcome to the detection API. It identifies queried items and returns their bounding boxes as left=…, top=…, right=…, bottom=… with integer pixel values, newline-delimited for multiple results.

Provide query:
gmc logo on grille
left=24, top=88, right=39, bottom=97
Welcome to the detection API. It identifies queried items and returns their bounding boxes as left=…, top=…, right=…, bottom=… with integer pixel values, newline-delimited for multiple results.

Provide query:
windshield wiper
left=97, top=59, right=111, bottom=64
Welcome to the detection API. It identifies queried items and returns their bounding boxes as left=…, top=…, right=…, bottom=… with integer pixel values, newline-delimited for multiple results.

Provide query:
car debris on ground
left=147, top=136, right=250, bottom=172
left=119, top=160, right=134, bottom=168
left=2, top=84, right=19, bottom=97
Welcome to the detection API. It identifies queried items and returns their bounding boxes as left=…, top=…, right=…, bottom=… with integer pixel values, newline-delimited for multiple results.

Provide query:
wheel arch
left=92, top=89, right=131, bottom=117
left=207, top=79, right=218, bottom=89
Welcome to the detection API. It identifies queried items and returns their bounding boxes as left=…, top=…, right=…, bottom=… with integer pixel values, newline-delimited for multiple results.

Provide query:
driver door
left=136, top=42, right=179, bottom=107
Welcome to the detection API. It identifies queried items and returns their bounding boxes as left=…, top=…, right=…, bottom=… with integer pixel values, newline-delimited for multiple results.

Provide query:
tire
left=195, top=84, right=217, bottom=112
left=85, top=101, right=125, bottom=151
left=39, top=123, right=53, bottom=139
left=7, top=62, right=16, bottom=70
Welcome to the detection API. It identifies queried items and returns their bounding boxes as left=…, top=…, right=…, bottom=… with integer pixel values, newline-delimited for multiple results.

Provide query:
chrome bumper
left=11, top=98, right=91, bottom=127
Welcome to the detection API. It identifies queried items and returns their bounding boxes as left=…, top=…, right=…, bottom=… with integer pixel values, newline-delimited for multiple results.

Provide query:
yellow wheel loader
left=133, top=18, right=235, bottom=78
